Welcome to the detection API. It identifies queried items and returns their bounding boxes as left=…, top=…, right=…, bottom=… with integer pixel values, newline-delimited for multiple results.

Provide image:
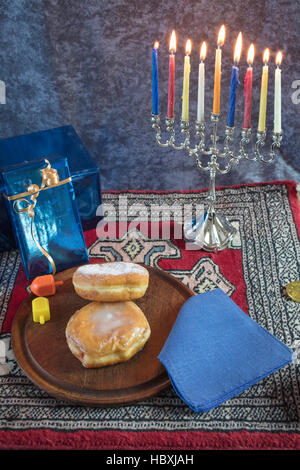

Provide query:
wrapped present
left=1, top=156, right=89, bottom=279
left=0, top=125, right=101, bottom=251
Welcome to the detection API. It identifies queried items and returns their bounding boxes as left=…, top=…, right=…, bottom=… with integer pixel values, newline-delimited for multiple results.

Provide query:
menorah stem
left=184, top=162, right=237, bottom=251
left=207, top=165, right=216, bottom=205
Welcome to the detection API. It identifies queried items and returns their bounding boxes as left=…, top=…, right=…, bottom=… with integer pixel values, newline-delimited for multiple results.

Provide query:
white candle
left=197, top=42, right=207, bottom=122
left=274, top=51, right=282, bottom=133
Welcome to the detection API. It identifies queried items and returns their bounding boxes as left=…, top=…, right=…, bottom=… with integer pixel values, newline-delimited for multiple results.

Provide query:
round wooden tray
left=11, top=264, right=193, bottom=406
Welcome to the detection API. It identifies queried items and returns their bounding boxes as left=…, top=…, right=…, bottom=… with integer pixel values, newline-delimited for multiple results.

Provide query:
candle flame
left=217, top=25, right=226, bottom=47
left=276, top=51, right=283, bottom=66
left=263, top=48, right=270, bottom=64
left=185, top=39, right=192, bottom=55
left=154, top=41, right=159, bottom=50
left=200, top=41, right=207, bottom=61
left=169, top=30, right=176, bottom=53
left=247, top=43, right=255, bottom=65
left=234, top=32, right=242, bottom=63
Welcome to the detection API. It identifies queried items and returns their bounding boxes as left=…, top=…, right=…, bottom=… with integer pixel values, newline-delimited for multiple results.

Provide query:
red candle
left=243, top=44, right=255, bottom=129
left=167, top=30, right=176, bottom=119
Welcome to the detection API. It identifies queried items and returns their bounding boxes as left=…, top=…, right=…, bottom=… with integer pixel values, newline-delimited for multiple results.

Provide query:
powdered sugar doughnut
left=72, top=262, right=149, bottom=302
left=65, top=301, right=151, bottom=368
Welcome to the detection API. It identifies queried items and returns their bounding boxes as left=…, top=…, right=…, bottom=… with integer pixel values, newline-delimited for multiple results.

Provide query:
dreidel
left=32, top=297, right=51, bottom=325
left=29, top=274, right=63, bottom=297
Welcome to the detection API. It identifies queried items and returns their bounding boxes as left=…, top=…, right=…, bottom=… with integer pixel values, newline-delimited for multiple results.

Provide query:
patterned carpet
left=0, top=181, right=299, bottom=449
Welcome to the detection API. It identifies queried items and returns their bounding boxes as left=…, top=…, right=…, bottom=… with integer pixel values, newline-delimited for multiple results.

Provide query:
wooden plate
left=11, top=264, right=193, bottom=406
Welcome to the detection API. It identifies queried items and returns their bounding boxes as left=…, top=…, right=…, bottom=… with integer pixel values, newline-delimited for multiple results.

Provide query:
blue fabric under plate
left=158, top=288, right=294, bottom=413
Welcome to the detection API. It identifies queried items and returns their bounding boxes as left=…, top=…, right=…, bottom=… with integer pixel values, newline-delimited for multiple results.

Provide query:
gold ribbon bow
left=3, top=159, right=72, bottom=275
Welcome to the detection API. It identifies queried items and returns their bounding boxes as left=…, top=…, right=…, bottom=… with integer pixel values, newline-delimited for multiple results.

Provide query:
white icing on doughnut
left=89, top=303, right=134, bottom=336
left=76, top=262, right=146, bottom=277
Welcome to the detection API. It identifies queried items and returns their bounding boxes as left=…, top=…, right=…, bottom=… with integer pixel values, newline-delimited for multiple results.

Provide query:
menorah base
left=184, top=205, right=236, bottom=251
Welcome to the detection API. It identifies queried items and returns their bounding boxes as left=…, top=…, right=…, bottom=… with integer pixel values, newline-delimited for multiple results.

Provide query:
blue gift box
left=1, top=156, right=89, bottom=279
left=0, top=125, right=101, bottom=251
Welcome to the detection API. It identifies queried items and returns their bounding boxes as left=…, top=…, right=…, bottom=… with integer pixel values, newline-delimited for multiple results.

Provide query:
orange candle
left=213, top=25, right=226, bottom=115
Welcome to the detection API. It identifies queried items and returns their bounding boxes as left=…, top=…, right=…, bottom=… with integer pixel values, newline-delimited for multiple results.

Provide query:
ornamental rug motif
left=0, top=183, right=299, bottom=433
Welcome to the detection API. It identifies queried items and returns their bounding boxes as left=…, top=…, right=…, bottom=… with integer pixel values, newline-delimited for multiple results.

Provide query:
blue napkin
left=158, top=288, right=294, bottom=413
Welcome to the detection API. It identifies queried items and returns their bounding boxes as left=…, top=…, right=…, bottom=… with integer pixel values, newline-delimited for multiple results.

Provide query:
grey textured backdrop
left=0, top=0, right=299, bottom=190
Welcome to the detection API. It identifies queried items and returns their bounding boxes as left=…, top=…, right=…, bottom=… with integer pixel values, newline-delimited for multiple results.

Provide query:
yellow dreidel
left=32, top=297, right=51, bottom=325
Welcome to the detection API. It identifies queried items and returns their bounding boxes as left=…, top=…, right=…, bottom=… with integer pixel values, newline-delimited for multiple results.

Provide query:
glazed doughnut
left=65, top=301, right=151, bottom=368
left=72, top=262, right=149, bottom=302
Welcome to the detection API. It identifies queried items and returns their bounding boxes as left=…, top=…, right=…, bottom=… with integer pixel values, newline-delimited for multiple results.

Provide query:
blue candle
left=152, top=41, right=159, bottom=115
left=227, top=32, right=242, bottom=127
left=227, top=66, right=240, bottom=126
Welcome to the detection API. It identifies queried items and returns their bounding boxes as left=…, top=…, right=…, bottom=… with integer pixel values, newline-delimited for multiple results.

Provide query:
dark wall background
left=0, top=0, right=299, bottom=190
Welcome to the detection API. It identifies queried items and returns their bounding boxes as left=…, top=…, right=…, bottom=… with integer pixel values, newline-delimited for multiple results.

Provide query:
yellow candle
left=213, top=25, right=225, bottom=115
left=181, top=39, right=191, bottom=121
left=258, top=48, right=270, bottom=132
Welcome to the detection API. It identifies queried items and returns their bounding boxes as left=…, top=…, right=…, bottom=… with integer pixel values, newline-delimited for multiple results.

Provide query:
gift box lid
left=1, top=155, right=71, bottom=197
left=0, top=125, right=98, bottom=192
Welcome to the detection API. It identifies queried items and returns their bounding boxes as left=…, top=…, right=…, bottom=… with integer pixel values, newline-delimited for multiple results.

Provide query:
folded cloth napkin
left=158, top=288, right=294, bottom=413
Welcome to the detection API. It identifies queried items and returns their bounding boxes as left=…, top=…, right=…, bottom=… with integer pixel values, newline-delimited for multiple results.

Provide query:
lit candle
left=227, top=32, right=242, bottom=127
left=243, top=44, right=255, bottom=129
left=167, top=30, right=176, bottom=119
left=181, top=39, right=192, bottom=121
left=258, top=48, right=270, bottom=132
left=197, top=41, right=207, bottom=123
left=152, top=41, right=159, bottom=115
left=274, top=51, right=282, bottom=133
left=213, top=25, right=226, bottom=115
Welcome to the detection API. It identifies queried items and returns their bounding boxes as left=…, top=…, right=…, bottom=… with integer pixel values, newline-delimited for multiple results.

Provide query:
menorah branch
left=152, top=113, right=282, bottom=167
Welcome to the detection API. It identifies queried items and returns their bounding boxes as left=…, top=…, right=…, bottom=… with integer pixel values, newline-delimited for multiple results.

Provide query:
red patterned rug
left=0, top=180, right=299, bottom=450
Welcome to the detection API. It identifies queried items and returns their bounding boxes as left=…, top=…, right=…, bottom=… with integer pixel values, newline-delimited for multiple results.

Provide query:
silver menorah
left=151, top=112, right=283, bottom=251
